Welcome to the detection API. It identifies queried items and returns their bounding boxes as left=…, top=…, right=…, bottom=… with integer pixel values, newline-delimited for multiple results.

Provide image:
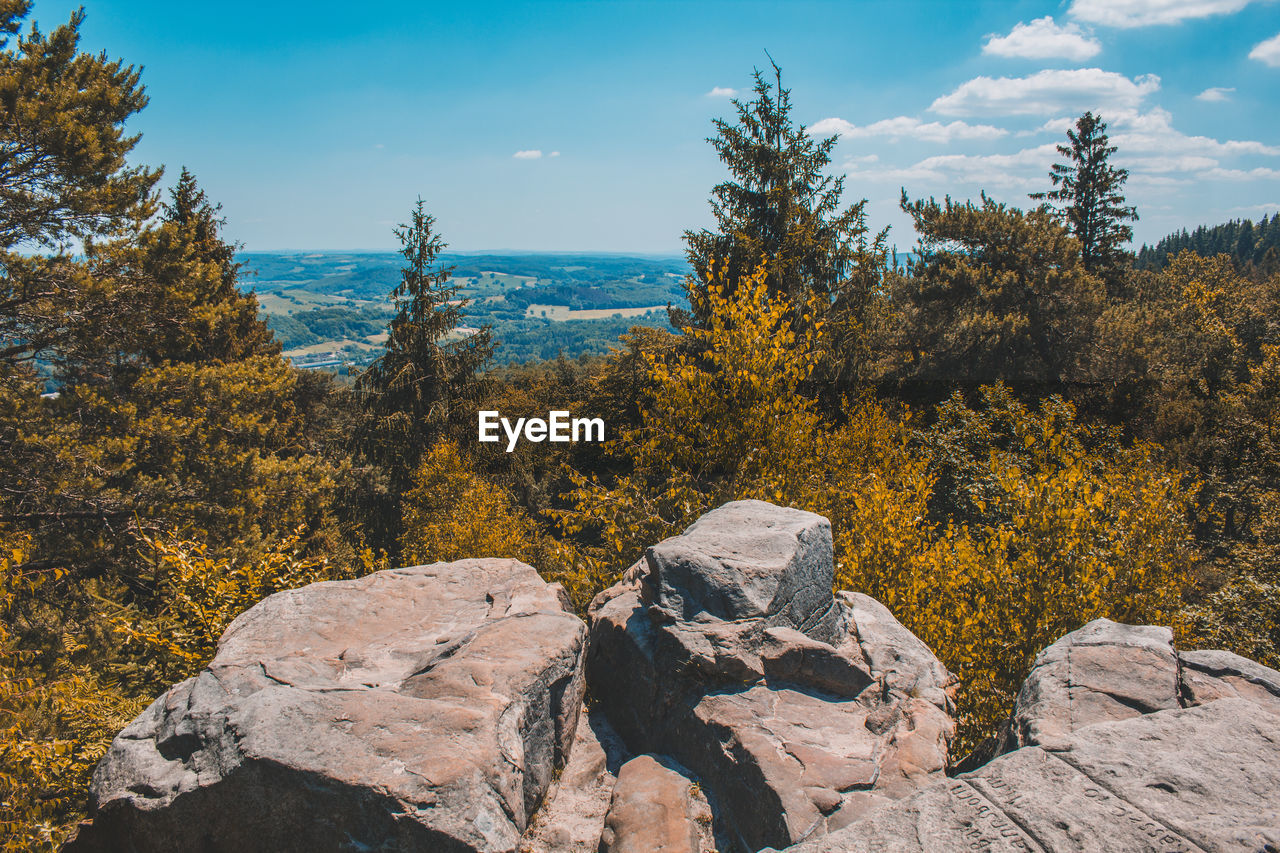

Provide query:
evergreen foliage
left=1136, top=214, right=1280, bottom=276
left=887, top=192, right=1102, bottom=393
left=353, top=199, right=494, bottom=554
left=682, top=59, right=887, bottom=389
left=1031, top=112, right=1137, bottom=288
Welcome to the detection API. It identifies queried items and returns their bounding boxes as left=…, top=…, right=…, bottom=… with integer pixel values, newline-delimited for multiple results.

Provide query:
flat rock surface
left=69, top=559, right=587, bottom=853
left=784, top=698, right=1280, bottom=852
left=588, top=501, right=955, bottom=853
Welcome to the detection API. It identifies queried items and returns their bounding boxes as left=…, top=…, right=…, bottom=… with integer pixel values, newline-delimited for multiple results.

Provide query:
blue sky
left=40, top=0, right=1280, bottom=252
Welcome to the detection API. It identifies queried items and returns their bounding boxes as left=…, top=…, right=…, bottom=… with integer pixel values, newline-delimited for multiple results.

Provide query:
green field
left=239, top=251, right=689, bottom=367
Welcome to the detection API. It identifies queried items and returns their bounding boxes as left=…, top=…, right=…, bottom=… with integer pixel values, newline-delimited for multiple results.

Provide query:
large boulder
left=999, top=619, right=1181, bottom=752
left=68, top=559, right=587, bottom=853
left=587, top=501, right=955, bottom=853
left=971, top=617, right=1280, bottom=762
left=779, top=697, right=1280, bottom=852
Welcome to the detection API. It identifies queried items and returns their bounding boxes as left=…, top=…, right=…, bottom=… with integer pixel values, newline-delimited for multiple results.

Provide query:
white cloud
left=706, top=86, right=738, bottom=97
left=930, top=68, right=1160, bottom=117
left=1110, top=108, right=1280, bottom=157
left=1195, top=86, right=1236, bottom=101
left=513, top=149, right=542, bottom=160
left=1198, top=166, right=1280, bottom=180
left=549, top=151, right=561, bottom=158
left=1069, top=0, right=1261, bottom=27
left=845, top=144, right=1059, bottom=188
left=983, top=17, right=1102, bottom=60
left=1225, top=202, right=1280, bottom=214
left=810, top=115, right=1008, bottom=143
left=1250, top=32, right=1280, bottom=66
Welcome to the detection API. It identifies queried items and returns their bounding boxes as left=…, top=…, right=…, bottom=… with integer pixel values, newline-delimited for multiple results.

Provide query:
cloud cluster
left=1068, top=0, right=1261, bottom=28
left=983, top=17, right=1101, bottom=60
left=811, top=0, right=1278, bottom=223
left=810, top=116, right=1007, bottom=143
left=706, top=86, right=738, bottom=97
left=931, top=69, right=1161, bottom=117
left=513, top=150, right=542, bottom=160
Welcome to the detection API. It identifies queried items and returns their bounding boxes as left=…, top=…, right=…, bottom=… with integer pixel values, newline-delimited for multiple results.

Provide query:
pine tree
left=138, top=168, right=277, bottom=364
left=354, top=199, right=493, bottom=550
left=0, top=2, right=157, bottom=250
left=683, top=60, right=886, bottom=329
left=1032, top=112, right=1137, bottom=288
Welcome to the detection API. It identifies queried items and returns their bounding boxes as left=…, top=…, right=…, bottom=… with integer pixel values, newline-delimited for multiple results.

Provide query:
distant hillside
left=1136, top=214, right=1280, bottom=273
left=237, top=251, right=690, bottom=368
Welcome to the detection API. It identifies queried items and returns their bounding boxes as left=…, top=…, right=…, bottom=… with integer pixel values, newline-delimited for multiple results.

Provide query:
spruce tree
left=1032, top=111, right=1137, bottom=288
left=354, top=199, right=493, bottom=550
left=683, top=60, right=886, bottom=329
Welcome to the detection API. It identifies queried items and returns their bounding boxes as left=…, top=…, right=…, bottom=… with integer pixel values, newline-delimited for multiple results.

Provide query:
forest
left=3, top=5, right=1280, bottom=849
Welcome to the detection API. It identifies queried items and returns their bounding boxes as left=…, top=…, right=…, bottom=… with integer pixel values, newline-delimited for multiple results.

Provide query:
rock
left=520, top=708, right=631, bottom=853
left=68, top=559, right=587, bottom=853
left=998, top=618, right=1181, bottom=752
left=598, top=756, right=703, bottom=853
left=785, top=698, right=1280, bottom=852
left=646, top=500, right=841, bottom=644
left=587, top=501, right=955, bottom=853
left=971, top=619, right=1280, bottom=765
left=1178, top=648, right=1280, bottom=714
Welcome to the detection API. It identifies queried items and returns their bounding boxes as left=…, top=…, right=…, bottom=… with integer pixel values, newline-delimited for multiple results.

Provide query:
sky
left=37, top=0, right=1280, bottom=253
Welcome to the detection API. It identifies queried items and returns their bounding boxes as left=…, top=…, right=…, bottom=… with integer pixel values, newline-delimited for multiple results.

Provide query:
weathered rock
left=647, top=500, right=841, bottom=644
left=1178, top=647, right=1280, bottom=715
left=587, top=501, right=955, bottom=853
left=783, top=698, right=1280, bottom=852
left=972, top=618, right=1280, bottom=765
left=598, top=755, right=703, bottom=853
left=1001, top=618, right=1181, bottom=752
left=519, top=708, right=631, bottom=853
left=68, top=559, right=587, bottom=853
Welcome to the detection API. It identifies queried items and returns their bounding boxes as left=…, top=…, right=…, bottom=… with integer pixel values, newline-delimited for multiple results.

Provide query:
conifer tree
left=354, top=200, right=493, bottom=550
left=1032, top=112, right=1137, bottom=288
left=137, top=168, right=277, bottom=365
left=683, top=60, right=886, bottom=330
left=0, top=2, right=157, bottom=251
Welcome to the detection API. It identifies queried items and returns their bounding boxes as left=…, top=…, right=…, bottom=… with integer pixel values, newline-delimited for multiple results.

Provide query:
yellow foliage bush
left=560, top=260, right=828, bottom=572
left=112, top=528, right=353, bottom=685
left=1, top=533, right=146, bottom=851
left=851, top=388, right=1194, bottom=752
left=560, top=259, right=1195, bottom=756
left=400, top=440, right=548, bottom=565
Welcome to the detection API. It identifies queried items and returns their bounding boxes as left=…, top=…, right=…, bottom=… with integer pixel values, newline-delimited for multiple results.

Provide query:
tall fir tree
left=683, top=60, right=886, bottom=327
left=354, top=199, right=493, bottom=553
left=1032, top=111, right=1137, bottom=290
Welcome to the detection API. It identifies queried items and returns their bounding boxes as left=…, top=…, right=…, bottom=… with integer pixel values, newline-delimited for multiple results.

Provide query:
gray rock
left=587, top=501, right=955, bottom=853
left=598, top=755, right=704, bottom=853
left=785, top=698, right=1280, bottom=852
left=68, top=559, right=587, bottom=853
left=1178, top=647, right=1280, bottom=715
left=647, top=501, right=840, bottom=644
left=972, top=619, right=1280, bottom=767
left=1000, top=618, right=1180, bottom=752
